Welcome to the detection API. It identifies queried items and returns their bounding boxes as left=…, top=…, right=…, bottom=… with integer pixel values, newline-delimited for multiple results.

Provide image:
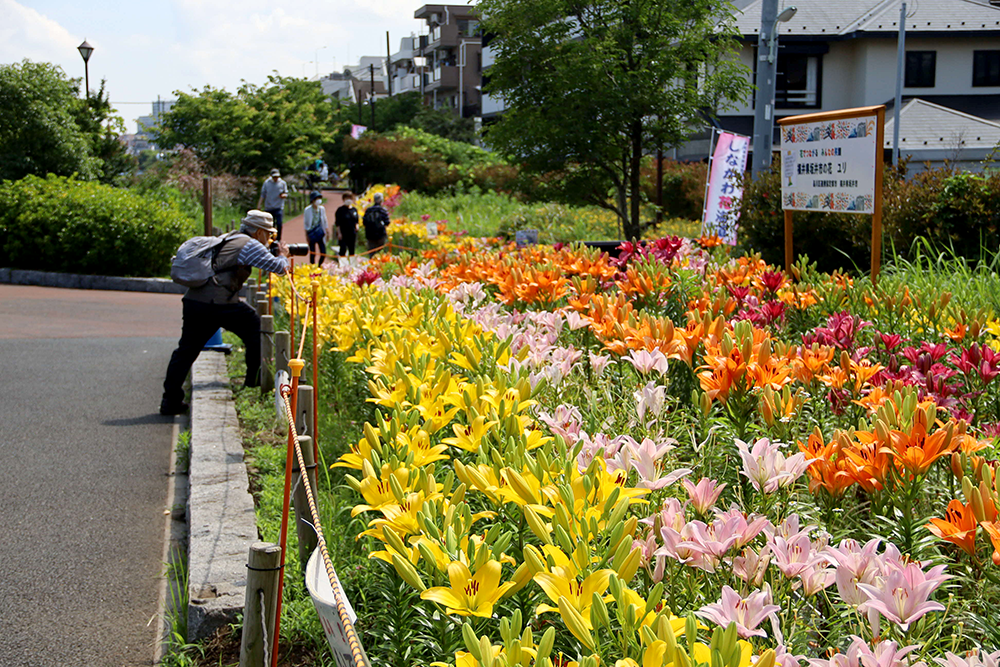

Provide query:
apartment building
left=414, top=4, right=483, bottom=116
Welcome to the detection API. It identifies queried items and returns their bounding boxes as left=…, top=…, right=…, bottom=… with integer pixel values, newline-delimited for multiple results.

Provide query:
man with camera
left=160, top=210, right=291, bottom=416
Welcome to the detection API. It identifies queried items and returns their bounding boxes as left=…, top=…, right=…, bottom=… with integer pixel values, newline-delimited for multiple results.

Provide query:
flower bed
left=277, top=228, right=1000, bottom=667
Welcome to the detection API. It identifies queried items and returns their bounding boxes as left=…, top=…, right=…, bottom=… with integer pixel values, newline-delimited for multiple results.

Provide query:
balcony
left=425, top=65, right=459, bottom=91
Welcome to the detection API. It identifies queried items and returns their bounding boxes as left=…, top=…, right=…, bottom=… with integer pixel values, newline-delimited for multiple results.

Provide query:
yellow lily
left=395, top=426, right=450, bottom=466
left=443, top=416, right=497, bottom=452
left=533, top=566, right=615, bottom=629
left=420, top=559, right=515, bottom=617
left=350, top=467, right=411, bottom=516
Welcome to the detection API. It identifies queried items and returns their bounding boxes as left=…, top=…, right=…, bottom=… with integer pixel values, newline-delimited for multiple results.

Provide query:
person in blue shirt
left=160, top=210, right=290, bottom=416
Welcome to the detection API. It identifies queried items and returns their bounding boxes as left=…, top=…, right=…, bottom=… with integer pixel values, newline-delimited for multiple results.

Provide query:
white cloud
left=0, top=0, right=80, bottom=70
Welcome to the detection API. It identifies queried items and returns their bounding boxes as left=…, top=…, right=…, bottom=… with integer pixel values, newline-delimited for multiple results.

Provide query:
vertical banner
left=701, top=132, right=750, bottom=244
left=351, top=125, right=367, bottom=139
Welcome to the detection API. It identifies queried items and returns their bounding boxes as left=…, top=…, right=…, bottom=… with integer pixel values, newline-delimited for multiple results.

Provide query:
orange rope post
left=289, top=257, right=296, bottom=349
left=272, top=358, right=305, bottom=667
left=311, top=279, right=320, bottom=464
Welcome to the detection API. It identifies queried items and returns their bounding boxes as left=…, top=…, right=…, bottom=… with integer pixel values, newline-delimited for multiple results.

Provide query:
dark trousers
left=308, top=237, right=326, bottom=264
left=266, top=208, right=284, bottom=240
left=339, top=231, right=356, bottom=256
left=162, top=299, right=261, bottom=406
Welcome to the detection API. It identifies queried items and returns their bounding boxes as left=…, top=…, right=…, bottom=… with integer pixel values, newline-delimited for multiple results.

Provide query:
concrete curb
left=0, top=267, right=187, bottom=293
left=186, top=352, right=258, bottom=640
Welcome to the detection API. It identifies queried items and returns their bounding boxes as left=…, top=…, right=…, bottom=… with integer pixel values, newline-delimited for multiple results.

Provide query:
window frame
left=973, top=50, right=1000, bottom=87
left=905, top=50, right=937, bottom=88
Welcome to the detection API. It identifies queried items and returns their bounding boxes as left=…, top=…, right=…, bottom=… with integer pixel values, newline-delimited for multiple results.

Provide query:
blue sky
left=3, top=0, right=434, bottom=131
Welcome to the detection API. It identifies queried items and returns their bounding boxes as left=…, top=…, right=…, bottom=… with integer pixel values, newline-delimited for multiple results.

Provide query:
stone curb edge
left=186, top=352, right=259, bottom=641
left=0, top=267, right=187, bottom=294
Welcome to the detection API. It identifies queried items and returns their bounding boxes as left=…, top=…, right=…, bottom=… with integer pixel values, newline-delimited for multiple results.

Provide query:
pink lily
left=935, top=650, right=1000, bottom=667
left=538, top=404, right=583, bottom=444
left=856, top=560, right=951, bottom=632
left=562, top=309, right=591, bottom=331
left=736, top=437, right=814, bottom=493
left=823, top=539, right=883, bottom=607
left=624, top=348, right=670, bottom=375
left=807, top=637, right=924, bottom=667
left=682, top=477, right=726, bottom=515
left=798, top=561, right=836, bottom=596
left=588, top=351, right=611, bottom=377
left=712, top=505, right=770, bottom=549
left=732, top=546, right=771, bottom=586
left=634, top=381, right=666, bottom=424
left=628, top=438, right=690, bottom=490
left=695, top=584, right=781, bottom=639
left=768, top=532, right=825, bottom=579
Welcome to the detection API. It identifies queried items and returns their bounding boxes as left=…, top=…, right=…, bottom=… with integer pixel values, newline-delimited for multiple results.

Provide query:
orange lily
left=926, top=499, right=978, bottom=555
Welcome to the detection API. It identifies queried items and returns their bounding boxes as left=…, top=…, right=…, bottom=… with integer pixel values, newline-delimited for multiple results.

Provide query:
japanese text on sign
left=702, top=132, right=749, bottom=245
left=780, top=115, right=877, bottom=214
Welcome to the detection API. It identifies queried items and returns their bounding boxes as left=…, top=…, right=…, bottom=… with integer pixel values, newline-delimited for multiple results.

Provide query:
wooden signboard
left=777, top=105, right=885, bottom=283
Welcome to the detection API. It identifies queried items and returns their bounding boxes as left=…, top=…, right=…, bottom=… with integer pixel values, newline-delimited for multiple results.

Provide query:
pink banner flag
left=701, top=132, right=749, bottom=245
left=351, top=125, right=367, bottom=139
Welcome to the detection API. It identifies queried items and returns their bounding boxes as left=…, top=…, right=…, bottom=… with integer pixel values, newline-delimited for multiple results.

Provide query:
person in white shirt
left=303, top=190, right=329, bottom=264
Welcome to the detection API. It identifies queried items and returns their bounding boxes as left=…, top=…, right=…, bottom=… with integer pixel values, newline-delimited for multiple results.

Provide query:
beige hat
left=241, top=209, right=277, bottom=233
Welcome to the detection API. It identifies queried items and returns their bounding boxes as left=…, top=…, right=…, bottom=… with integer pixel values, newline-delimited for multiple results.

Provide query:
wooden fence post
left=202, top=177, right=213, bottom=237
left=275, top=332, right=290, bottom=378
left=292, top=433, right=318, bottom=566
left=260, top=315, right=274, bottom=394
left=239, top=542, right=281, bottom=667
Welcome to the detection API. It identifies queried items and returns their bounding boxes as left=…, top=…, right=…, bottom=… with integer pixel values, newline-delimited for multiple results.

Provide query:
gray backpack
left=170, top=234, right=236, bottom=288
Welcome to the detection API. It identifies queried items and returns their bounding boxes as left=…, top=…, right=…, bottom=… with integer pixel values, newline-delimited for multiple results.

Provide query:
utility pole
left=751, top=0, right=779, bottom=178
left=893, top=2, right=907, bottom=165
left=386, top=31, right=392, bottom=96
left=370, top=63, right=375, bottom=131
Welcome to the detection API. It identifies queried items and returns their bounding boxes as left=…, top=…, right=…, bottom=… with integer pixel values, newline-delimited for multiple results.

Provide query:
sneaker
left=160, top=401, right=189, bottom=416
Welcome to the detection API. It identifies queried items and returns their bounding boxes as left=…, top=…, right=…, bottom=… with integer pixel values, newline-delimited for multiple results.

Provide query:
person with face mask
left=334, top=192, right=359, bottom=257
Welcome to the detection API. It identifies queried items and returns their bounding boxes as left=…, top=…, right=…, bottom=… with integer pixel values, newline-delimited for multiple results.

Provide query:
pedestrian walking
left=160, top=210, right=290, bottom=415
left=257, top=168, right=288, bottom=240
left=362, top=192, right=391, bottom=254
left=335, top=192, right=359, bottom=257
left=304, top=190, right=328, bottom=264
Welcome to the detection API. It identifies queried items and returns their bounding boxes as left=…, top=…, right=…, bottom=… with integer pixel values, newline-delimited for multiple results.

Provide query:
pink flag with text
left=701, top=132, right=749, bottom=245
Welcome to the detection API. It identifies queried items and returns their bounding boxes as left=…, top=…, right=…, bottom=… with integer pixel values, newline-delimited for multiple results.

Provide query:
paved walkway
left=282, top=189, right=350, bottom=263
left=0, top=285, right=181, bottom=666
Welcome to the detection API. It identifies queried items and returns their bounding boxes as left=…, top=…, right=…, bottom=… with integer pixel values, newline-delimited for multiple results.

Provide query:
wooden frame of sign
left=776, top=105, right=885, bottom=284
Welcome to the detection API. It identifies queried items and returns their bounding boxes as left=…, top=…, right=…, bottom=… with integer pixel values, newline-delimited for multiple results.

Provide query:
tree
left=479, top=0, right=751, bottom=239
left=73, top=79, right=136, bottom=186
left=155, top=75, right=340, bottom=178
left=0, top=60, right=99, bottom=181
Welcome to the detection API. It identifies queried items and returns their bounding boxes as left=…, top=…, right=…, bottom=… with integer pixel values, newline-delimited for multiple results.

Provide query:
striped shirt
left=237, top=238, right=289, bottom=275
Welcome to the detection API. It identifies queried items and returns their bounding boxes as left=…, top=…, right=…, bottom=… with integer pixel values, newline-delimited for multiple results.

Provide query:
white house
left=713, top=0, right=1000, bottom=170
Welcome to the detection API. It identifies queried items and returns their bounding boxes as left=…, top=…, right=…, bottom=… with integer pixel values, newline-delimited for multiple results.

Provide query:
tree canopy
left=480, top=0, right=751, bottom=239
left=0, top=60, right=134, bottom=185
left=0, top=60, right=99, bottom=182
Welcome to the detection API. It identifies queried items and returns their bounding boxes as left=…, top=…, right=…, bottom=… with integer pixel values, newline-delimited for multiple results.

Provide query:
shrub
left=640, top=158, right=708, bottom=220
left=737, top=160, right=1000, bottom=272
left=0, top=174, right=197, bottom=276
left=345, top=127, right=514, bottom=195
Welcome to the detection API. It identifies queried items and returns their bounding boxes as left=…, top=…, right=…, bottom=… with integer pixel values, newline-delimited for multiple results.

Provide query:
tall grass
left=879, top=238, right=1000, bottom=314
left=392, top=190, right=701, bottom=242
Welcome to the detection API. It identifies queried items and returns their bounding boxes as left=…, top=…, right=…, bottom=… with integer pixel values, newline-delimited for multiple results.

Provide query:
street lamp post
left=750, top=3, right=797, bottom=178
left=315, top=45, right=327, bottom=78
left=77, top=39, right=94, bottom=100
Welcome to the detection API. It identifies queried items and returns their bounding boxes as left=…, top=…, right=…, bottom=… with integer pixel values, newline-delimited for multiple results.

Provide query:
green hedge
left=0, top=174, right=197, bottom=277
left=738, top=161, right=1000, bottom=272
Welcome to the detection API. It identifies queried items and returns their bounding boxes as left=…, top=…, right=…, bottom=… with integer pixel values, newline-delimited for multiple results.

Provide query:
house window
left=974, top=51, right=1000, bottom=87
left=776, top=54, right=820, bottom=108
left=905, top=51, right=936, bottom=88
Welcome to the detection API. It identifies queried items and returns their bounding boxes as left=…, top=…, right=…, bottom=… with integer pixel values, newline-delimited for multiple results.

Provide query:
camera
left=269, top=242, right=310, bottom=257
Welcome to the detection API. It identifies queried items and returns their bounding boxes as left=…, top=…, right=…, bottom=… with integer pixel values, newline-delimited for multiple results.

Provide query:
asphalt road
left=0, top=285, right=183, bottom=666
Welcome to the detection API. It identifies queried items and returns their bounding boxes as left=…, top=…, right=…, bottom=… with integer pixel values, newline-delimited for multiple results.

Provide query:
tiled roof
left=884, top=98, right=1000, bottom=149
left=733, top=0, right=1000, bottom=37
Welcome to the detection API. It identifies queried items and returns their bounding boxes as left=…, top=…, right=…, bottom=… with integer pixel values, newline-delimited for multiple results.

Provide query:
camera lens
left=287, top=243, right=310, bottom=257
